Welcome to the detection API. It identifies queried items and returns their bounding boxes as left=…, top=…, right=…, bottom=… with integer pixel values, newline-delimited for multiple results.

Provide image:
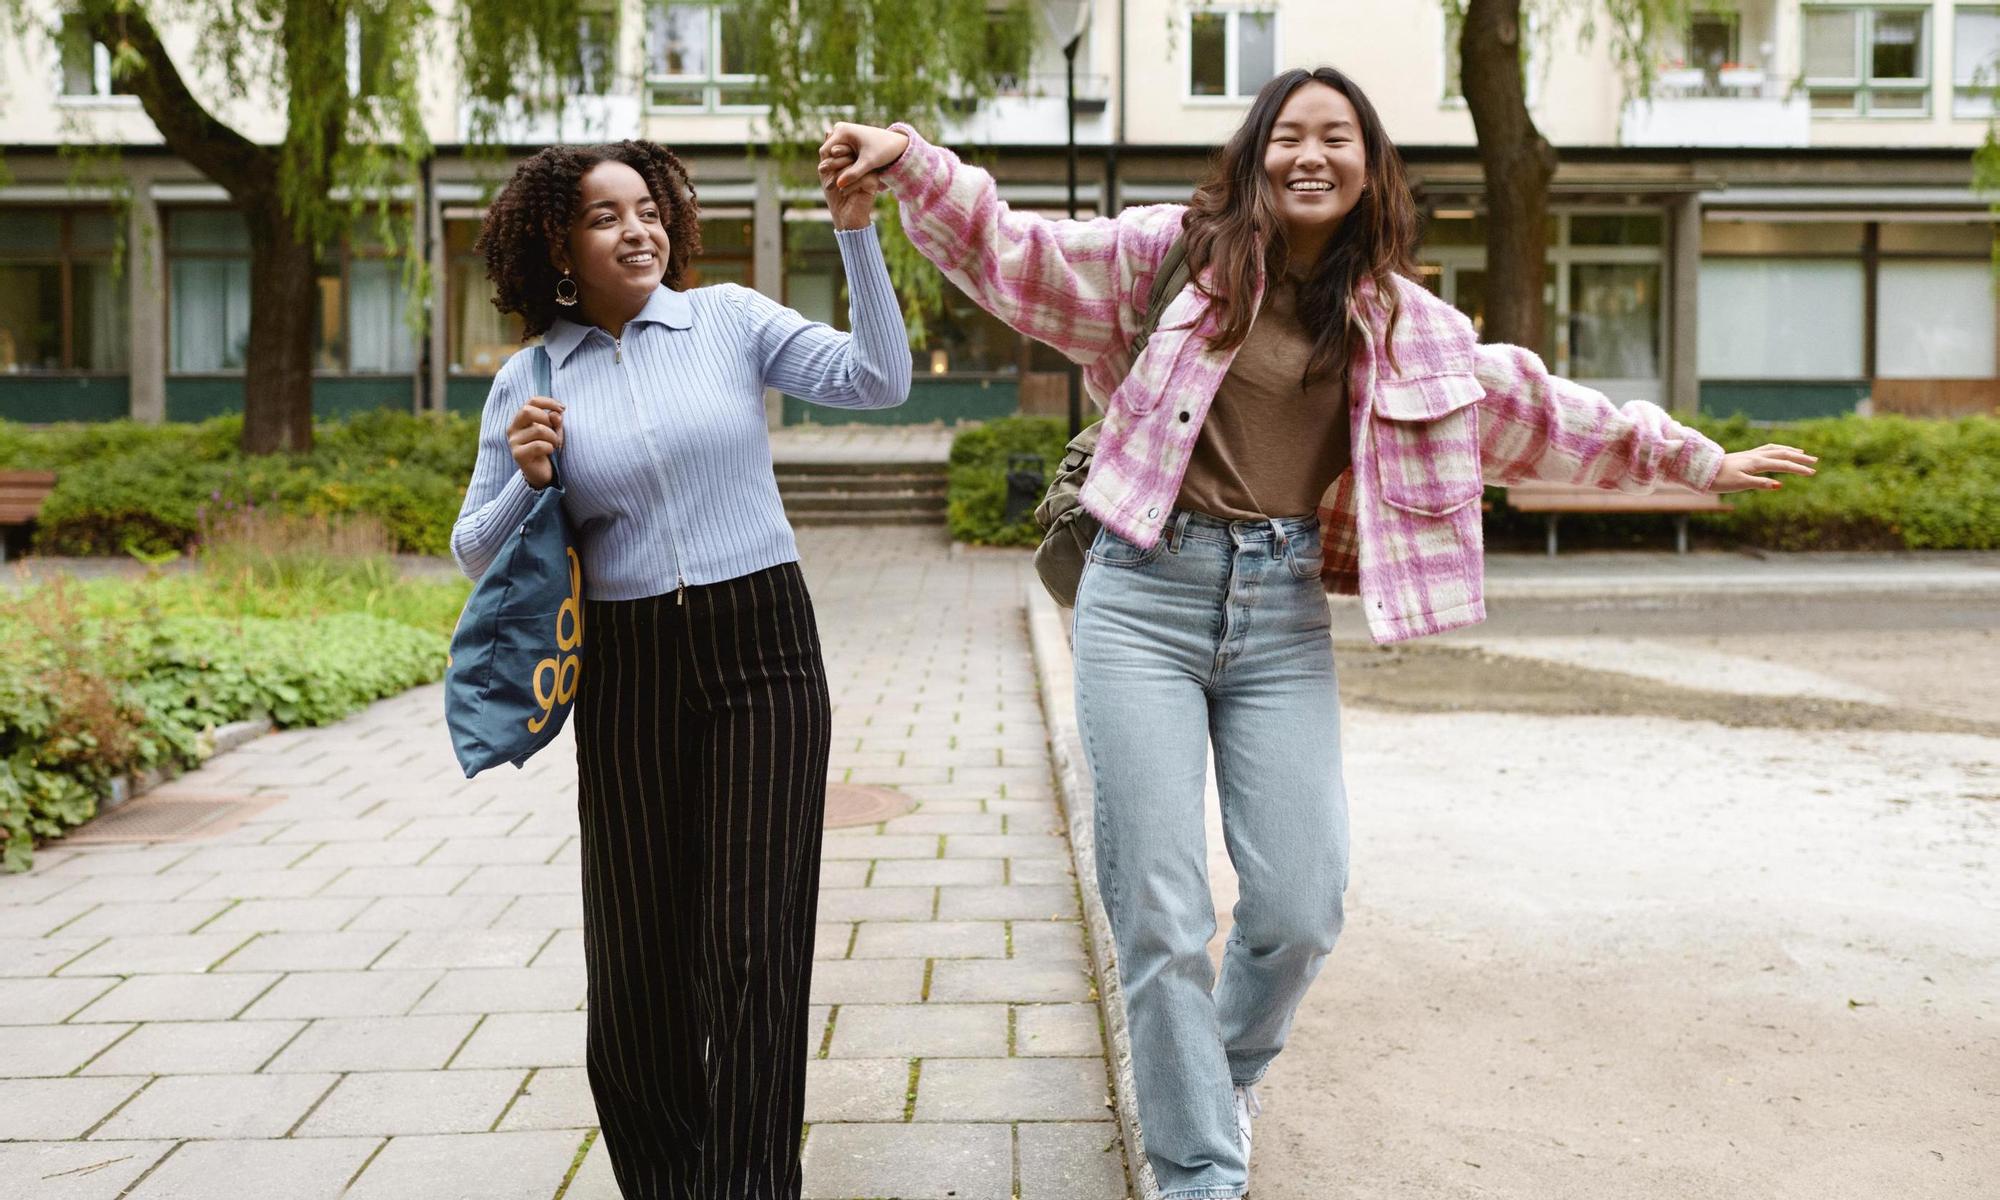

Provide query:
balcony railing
left=1622, top=68, right=1810, bottom=147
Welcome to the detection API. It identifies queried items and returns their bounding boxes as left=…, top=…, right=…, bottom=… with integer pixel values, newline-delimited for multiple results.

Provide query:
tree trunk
left=1461, top=0, right=1558, bottom=351
left=241, top=204, right=320, bottom=455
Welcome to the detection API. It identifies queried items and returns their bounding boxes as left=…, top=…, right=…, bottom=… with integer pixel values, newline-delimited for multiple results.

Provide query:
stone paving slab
left=0, top=529, right=1127, bottom=1198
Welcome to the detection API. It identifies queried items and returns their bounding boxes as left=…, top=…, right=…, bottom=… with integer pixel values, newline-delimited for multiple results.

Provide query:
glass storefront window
left=0, top=265, right=62, bottom=372
left=170, top=258, right=253, bottom=371
left=1876, top=260, right=1996, bottom=378
left=1568, top=263, right=1660, bottom=379
left=1699, top=259, right=1865, bottom=379
left=447, top=220, right=527, bottom=376
left=687, top=216, right=753, bottom=288
left=0, top=209, right=128, bottom=373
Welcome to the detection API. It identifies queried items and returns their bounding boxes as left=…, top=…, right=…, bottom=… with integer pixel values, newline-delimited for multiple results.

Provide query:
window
left=58, top=16, right=131, bottom=99
left=1700, top=260, right=1866, bottom=378
left=1876, top=261, right=1995, bottom=377
left=1441, top=8, right=1540, bottom=105
left=0, top=210, right=127, bottom=373
left=1189, top=9, right=1276, bottom=99
left=1802, top=5, right=1931, bottom=116
left=339, top=227, right=420, bottom=375
left=346, top=8, right=391, bottom=98
left=1954, top=6, right=2000, bottom=117
left=687, top=216, right=752, bottom=288
left=171, top=210, right=416, bottom=375
left=646, top=2, right=763, bottom=110
left=168, top=211, right=253, bottom=373
left=446, top=221, right=526, bottom=376
left=573, top=9, right=619, bottom=96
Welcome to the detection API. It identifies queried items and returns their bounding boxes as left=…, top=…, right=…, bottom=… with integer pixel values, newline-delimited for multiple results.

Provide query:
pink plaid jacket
left=881, top=126, right=1725, bottom=643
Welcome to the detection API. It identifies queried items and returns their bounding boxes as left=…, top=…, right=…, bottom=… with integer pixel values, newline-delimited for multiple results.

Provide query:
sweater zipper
left=613, top=336, right=622, bottom=364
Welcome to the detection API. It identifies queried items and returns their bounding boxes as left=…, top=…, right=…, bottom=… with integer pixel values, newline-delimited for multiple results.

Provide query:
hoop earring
left=554, top=272, right=579, bottom=307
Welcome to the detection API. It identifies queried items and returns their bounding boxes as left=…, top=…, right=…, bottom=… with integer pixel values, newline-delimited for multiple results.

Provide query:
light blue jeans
left=1073, top=510, right=1350, bottom=1200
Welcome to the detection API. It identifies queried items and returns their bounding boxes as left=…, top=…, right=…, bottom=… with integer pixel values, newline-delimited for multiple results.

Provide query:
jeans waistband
left=1166, top=508, right=1320, bottom=548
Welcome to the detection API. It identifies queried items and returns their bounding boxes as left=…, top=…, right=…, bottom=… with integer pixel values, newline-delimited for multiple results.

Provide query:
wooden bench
left=1504, top=481, right=1728, bottom=556
left=0, top=470, right=57, bottom=560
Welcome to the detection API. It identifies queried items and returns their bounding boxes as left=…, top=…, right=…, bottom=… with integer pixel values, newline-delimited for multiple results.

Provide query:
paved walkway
left=0, top=528, right=1127, bottom=1200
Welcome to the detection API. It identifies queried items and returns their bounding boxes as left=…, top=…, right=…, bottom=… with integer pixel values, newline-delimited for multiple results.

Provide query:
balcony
left=1620, top=69, right=1810, bottom=148
left=940, top=71, right=1113, bottom=146
left=458, top=95, right=643, bottom=144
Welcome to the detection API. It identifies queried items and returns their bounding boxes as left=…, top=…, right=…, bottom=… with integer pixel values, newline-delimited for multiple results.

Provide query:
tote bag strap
left=532, top=344, right=562, bottom=488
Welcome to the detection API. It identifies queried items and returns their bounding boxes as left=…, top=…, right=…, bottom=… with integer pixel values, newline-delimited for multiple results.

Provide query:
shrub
left=3, top=412, right=481, bottom=558
left=948, top=413, right=2000, bottom=553
left=946, top=416, right=1070, bottom=547
left=0, top=519, right=469, bottom=870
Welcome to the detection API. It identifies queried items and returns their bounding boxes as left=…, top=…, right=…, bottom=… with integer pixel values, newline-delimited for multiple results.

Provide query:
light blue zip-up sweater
left=451, top=226, right=912, bottom=600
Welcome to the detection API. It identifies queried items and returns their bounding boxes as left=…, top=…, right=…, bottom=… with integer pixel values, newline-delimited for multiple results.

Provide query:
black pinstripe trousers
left=575, top=563, right=831, bottom=1200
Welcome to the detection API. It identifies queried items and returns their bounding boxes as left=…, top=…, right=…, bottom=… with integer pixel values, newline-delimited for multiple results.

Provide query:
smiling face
left=1262, top=82, right=1369, bottom=255
left=558, top=160, right=671, bottom=323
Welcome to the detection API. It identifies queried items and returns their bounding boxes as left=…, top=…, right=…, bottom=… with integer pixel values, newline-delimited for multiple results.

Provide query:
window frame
left=1801, top=3, right=1934, bottom=118
left=1952, top=4, right=2000, bottom=118
left=1183, top=7, right=1280, bottom=105
left=644, top=1, right=768, bottom=114
left=0, top=208, right=128, bottom=375
left=55, top=17, right=137, bottom=105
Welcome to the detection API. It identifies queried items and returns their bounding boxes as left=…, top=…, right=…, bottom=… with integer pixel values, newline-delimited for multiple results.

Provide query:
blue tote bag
left=445, top=346, right=584, bottom=777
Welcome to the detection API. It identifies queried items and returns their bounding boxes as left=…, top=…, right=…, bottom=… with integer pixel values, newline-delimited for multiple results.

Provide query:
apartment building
left=1, top=0, right=1996, bottom=426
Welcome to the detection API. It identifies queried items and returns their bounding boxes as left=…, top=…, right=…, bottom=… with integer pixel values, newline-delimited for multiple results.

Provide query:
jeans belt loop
left=1168, top=509, right=1190, bottom=554
left=1267, top=517, right=1288, bottom=559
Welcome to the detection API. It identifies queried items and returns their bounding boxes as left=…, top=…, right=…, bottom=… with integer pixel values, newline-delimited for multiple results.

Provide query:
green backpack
left=1031, top=231, right=1192, bottom=607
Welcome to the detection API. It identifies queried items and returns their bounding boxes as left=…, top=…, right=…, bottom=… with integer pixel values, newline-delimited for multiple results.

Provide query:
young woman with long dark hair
left=451, top=140, right=911, bottom=1198
left=819, top=68, right=1811, bottom=1199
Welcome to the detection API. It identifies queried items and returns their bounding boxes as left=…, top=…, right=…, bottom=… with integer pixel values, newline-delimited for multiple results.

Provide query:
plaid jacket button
left=1146, top=507, right=1160, bottom=520
left=1178, top=411, right=1190, bottom=422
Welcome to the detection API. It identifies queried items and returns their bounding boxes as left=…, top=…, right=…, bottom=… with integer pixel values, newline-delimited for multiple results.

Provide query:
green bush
left=949, top=413, right=2000, bottom=553
left=0, top=543, right=468, bottom=872
left=946, top=416, right=1070, bottom=547
left=2, top=412, right=480, bottom=558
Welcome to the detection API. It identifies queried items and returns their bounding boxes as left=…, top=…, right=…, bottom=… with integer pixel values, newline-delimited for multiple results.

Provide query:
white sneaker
left=1233, top=1082, right=1262, bottom=1159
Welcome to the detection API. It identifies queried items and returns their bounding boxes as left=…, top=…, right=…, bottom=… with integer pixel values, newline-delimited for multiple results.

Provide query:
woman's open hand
left=1709, top=443, right=1817, bottom=493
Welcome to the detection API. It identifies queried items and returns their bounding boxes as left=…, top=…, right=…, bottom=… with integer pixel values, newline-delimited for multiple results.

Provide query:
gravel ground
left=1205, top=602, right=1998, bottom=1200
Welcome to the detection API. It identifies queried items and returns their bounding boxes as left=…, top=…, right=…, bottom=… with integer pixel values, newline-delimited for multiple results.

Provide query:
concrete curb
left=1026, top=586, right=1157, bottom=1200
left=102, top=717, right=272, bottom=811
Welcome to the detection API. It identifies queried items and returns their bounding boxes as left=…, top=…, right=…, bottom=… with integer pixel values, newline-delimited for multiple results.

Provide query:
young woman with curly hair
left=450, top=139, right=911, bottom=1198
left=819, top=69, right=1813, bottom=1199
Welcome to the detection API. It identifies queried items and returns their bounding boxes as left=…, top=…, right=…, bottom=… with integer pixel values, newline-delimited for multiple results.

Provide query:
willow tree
left=20, top=0, right=588, bottom=454
left=1456, top=0, right=1684, bottom=348
left=735, top=0, right=1034, bottom=338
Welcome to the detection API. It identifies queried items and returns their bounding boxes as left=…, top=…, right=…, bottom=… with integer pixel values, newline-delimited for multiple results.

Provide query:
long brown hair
left=1181, top=67, right=1419, bottom=381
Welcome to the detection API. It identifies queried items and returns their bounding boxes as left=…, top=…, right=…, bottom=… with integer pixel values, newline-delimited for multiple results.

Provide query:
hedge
left=948, top=413, right=2000, bottom=553
left=0, top=411, right=479, bottom=558
left=0, top=559, right=468, bottom=872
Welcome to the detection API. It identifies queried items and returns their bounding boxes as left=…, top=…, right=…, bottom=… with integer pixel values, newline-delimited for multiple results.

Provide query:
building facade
left=2, top=0, right=1997, bottom=426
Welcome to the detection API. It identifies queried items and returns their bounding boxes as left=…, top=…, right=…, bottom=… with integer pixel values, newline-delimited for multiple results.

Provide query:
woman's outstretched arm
left=820, top=122, right=1182, bottom=368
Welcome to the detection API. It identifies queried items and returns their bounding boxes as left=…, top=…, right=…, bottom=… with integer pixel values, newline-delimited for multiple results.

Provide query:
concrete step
left=787, top=511, right=947, bottom=527
left=783, top=492, right=949, bottom=513
left=771, top=460, right=949, bottom=477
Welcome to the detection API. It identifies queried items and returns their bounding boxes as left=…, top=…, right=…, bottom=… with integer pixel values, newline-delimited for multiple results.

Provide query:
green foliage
left=741, top=0, right=1037, bottom=344
left=945, top=415, right=1068, bottom=546
left=3, top=412, right=478, bottom=559
left=951, top=414, right=2000, bottom=553
left=0, top=555, right=466, bottom=871
left=1685, top=414, right=2000, bottom=551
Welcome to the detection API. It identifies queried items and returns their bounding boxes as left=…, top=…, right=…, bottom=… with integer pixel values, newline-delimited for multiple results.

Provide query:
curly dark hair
left=477, top=140, right=702, bottom=339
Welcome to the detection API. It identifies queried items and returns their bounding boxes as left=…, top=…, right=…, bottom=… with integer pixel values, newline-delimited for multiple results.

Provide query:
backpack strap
left=1129, top=230, right=1192, bottom=360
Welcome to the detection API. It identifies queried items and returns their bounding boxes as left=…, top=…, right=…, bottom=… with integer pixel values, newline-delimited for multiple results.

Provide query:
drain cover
left=62, top=795, right=275, bottom=844
left=824, top=783, right=914, bottom=829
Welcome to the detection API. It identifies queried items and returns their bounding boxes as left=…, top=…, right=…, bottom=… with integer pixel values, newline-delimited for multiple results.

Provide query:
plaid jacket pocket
left=1370, top=371, right=1485, bottom=518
